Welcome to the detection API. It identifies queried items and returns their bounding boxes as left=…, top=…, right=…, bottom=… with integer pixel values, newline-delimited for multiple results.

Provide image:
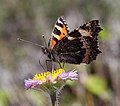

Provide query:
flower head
left=24, top=69, right=78, bottom=89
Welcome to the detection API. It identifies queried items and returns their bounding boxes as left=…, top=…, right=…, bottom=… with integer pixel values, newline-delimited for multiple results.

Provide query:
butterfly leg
left=39, top=60, right=46, bottom=71
left=39, top=54, right=46, bottom=71
left=58, top=62, right=65, bottom=69
left=58, top=62, right=63, bottom=69
left=46, top=59, right=55, bottom=71
left=52, top=61, right=56, bottom=71
left=62, top=62, right=65, bottom=68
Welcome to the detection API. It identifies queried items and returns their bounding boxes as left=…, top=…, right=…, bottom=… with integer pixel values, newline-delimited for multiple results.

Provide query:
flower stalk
left=50, top=91, right=56, bottom=106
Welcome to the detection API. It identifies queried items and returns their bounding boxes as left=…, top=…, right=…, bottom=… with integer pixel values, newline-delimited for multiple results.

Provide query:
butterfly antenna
left=42, top=35, right=48, bottom=48
left=39, top=59, right=46, bottom=71
left=17, top=38, right=44, bottom=49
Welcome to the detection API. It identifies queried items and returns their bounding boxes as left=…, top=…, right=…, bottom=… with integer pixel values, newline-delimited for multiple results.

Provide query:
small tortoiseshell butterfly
left=42, top=16, right=103, bottom=64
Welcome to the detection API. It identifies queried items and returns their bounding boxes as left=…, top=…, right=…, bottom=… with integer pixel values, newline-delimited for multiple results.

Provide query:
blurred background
left=0, top=0, right=120, bottom=106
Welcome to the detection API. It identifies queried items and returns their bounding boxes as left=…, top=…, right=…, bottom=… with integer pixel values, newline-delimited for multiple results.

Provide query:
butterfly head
left=42, top=47, right=52, bottom=59
left=42, top=47, right=49, bottom=54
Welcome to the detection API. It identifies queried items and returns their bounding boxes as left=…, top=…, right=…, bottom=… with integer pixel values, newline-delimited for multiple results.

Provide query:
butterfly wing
left=52, top=36, right=86, bottom=64
left=69, top=20, right=102, bottom=38
left=68, top=20, right=102, bottom=63
left=52, top=20, right=102, bottom=64
left=49, top=16, right=69, bottom=49
left=79, top=20, right=103, bottom=38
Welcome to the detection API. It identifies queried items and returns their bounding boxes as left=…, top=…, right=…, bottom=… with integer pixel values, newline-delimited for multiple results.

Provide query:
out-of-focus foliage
left=0, top=0, right=120, bottom=106
left=84, top=75, right=112, bottom=100
left=0, top=89, right=9, bottom=106
left=99, top=27, right=110, bottom=41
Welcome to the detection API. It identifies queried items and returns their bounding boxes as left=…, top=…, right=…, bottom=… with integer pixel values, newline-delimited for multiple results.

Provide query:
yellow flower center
left=33, top=69, right=65, bottom=83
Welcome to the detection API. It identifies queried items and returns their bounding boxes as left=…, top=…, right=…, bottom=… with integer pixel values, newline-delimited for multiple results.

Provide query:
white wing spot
left=58, top=18, right=63, bottom=24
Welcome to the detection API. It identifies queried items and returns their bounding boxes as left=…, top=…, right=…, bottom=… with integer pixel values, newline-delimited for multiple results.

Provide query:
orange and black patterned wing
left=49, top=16, right=69, bottom=49
left=52, top=20, right=102, bottom=64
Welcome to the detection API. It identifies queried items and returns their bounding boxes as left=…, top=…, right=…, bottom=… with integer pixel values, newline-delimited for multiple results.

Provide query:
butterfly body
left=42, top=16, right=102, bottom=64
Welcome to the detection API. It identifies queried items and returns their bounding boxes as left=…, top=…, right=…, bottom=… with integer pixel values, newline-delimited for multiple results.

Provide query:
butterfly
left=42, top=16, right=103, bottom=65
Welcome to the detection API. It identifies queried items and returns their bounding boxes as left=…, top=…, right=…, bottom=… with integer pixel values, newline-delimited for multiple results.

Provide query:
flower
left=24, top=69, right=78, bottom=89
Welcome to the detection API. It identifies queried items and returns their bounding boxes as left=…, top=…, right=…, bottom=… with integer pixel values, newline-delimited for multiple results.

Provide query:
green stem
left=50, top=91, right=56, bottom=106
